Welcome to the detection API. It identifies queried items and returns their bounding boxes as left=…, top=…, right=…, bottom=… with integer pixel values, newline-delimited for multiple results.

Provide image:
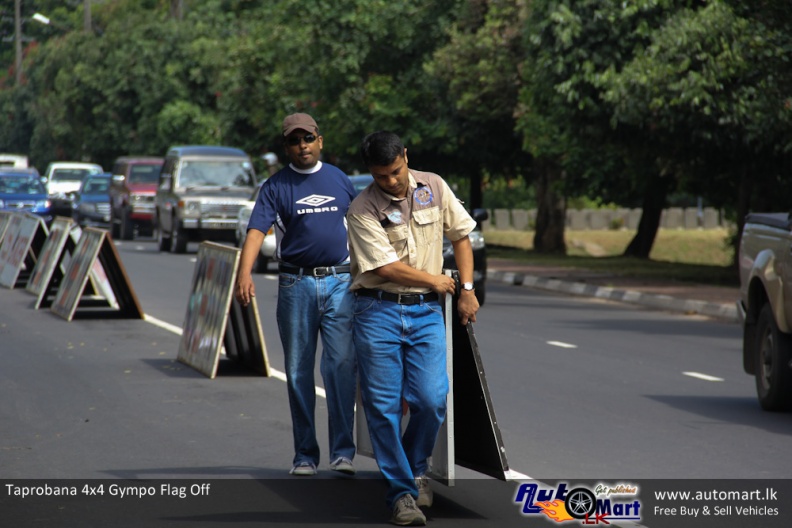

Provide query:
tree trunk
left=623, top=172, right=672, bottom=258
left=732, top=169, right=753, bottom=268
left=533, top=159, right=566, bottom=254
left=469, top=171, right=483, bottom=210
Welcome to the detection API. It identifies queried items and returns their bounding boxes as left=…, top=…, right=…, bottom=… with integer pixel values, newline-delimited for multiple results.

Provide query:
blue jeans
left=277, top=270, right=356, bottom=467
left=353, top=294, right=448, bottom=508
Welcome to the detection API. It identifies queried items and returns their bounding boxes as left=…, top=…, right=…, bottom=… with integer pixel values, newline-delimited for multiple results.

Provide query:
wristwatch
left=462, top=282, right=475, bottom=292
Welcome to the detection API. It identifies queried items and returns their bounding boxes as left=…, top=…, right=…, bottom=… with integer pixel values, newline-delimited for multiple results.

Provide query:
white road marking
left=683, top=371, right=724, bottom=382
left=547, top=341, right=578, bottom=349
left=143, top=314, right=321, bottom=397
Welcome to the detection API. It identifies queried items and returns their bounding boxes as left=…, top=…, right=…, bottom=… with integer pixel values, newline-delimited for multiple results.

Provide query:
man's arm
left=451, top=235, right=479, bottom=325
left=235, top=228, right=266, bottom=306
left=373, top=261, right=456, bottom=296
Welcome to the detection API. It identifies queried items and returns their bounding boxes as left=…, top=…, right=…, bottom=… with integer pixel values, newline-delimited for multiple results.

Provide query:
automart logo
left=514, top=482, right=642, bottom=524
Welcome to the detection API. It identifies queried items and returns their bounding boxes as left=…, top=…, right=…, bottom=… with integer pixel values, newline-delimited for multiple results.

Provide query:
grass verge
left=485, top=228, right=738, bottom=286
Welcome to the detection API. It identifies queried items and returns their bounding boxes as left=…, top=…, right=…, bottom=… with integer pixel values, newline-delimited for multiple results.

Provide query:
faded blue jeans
left=353, top=293, right=448, bottom=508
left=276, top=269, right=356, bottom=467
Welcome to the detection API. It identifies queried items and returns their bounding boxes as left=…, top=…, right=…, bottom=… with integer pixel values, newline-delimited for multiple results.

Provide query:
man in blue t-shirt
left=235, top=113, right=357, bottom=477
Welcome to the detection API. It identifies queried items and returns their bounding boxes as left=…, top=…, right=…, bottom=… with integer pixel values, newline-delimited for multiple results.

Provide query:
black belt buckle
left=312, top=267, right=329, bottom=277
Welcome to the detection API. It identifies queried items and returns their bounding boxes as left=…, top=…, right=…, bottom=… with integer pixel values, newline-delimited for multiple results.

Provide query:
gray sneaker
left=415, top=475, right=433, bottom=508
left=289, top=462, right=317, bottom=476
left=330, top=456, right=356, bottom=475
left=390, top=494, right=426, bottom=526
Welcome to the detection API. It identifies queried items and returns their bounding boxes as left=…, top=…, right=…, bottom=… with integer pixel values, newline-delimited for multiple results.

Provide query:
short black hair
left=360, top=131, right=404, bottom=167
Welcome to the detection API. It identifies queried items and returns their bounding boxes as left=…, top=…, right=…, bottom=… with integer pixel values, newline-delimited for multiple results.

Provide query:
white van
left=0, top=154, right=29, bottom=168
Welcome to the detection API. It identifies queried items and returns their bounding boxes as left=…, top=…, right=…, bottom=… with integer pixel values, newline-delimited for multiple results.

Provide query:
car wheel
left=170, top=217, right=188, bottom=254
left=252, top=253, right=269, bottom=274
left=120, top=209, right=134, bottom=240
left=475, top=283, right=486, bottom=306
left=155, top=216, right=171, bottom=252
left=564, top=488, right=596, bottom=520
left=110, top=210, right=121, bottom=238
left=754, top=304, right=792, bottom=411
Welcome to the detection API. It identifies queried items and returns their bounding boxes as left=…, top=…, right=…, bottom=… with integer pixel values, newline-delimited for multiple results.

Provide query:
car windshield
left=178, top=160, right=255, bottom=188
left=82, top=178, right=110, bottom=195
left=52, top=168, right=101, bottom=182
left=350, top=175, right=374, bottom=196
left=0, top=176, right=46, bottom=195
left=129, top=165, right=161, bottom=184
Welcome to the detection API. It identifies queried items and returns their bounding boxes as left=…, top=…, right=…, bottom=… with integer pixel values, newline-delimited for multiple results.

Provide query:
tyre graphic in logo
left=565, top=487, right=596, bottom=519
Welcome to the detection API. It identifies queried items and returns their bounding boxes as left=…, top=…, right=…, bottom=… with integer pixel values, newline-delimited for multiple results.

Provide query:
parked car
left=738, top=212, right=792, bottom=411
left=0, top=169, right=54, bottom=224
left=72, top=173, right=112, bottom=229
left=0, top=153, right=29, bottom=168
left=235, top=185, right=277, bottom=273
left=43, top=161, right=104, bottom=217
left=109, top=156, right=164, bottom=240
left=154, top=145, right=258, bottom=254
left=348, top=174, right=488, bottom=305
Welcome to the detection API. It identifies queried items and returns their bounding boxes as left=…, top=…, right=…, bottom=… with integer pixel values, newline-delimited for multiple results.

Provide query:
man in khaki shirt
left=347, top=131, right=479, bottom=526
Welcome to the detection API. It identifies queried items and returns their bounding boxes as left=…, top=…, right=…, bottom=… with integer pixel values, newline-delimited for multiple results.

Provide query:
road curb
left=487, top=269, right=739, bottom=322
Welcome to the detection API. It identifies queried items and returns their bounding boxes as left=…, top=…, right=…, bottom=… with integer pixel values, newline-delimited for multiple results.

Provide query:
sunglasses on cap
left=284, top=133, right=318, bottom=146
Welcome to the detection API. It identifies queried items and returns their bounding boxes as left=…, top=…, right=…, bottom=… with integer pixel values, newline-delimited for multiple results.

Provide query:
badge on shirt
left=413, top=186, right=433, bottom=206
left=387, top=211, right=403, bottom=224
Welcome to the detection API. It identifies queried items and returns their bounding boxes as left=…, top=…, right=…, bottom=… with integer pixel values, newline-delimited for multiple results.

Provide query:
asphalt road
left=2, top=236, right=791, bottom=528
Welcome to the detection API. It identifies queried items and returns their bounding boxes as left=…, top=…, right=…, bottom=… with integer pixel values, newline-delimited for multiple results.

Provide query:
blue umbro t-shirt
left=247, top=162, right=355, bottom=268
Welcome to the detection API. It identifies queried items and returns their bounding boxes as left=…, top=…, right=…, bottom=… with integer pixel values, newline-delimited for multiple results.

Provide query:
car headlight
left=182, top=200, right=201, bottom=218
left=469, top=230, right=485, bottom=250
left=35, top=200, right=51, bottom=209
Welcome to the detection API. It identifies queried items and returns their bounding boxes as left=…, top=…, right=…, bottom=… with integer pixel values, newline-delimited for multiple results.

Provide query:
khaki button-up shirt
left=347, top=170, right=476, bottom=294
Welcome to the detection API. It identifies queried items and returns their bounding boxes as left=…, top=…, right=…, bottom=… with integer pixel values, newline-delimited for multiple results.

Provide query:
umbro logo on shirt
left=296, top=194, right=338, bottom=215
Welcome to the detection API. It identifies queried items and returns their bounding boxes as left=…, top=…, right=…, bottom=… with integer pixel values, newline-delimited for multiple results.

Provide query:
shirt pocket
left=385, top=224, right=410, bottom=259
left=412, top=206, right=442, bottom=247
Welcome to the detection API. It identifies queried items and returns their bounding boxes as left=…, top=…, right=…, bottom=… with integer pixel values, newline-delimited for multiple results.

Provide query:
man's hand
left=235, top=273, right=255, bottom=306
left=457, top=289, right=479, bottom=325
left=430, top=274, right=457, bottom=296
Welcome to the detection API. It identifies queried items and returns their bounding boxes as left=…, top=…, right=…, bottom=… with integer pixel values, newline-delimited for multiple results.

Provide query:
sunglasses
left=285, top=133, right=318, bottom=146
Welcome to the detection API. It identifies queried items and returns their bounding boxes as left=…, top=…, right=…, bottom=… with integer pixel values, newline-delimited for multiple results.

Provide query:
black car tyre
left=110, top=210, right=121, bottom=238
left=253, top=253, right=269, bottom=274
left=475, top=283, right=486, bottom=306
left=754, top=304, right=792, bottom=411
left=170, top=217, right=188, bottom=254
left=155, top=216, right=171, bottom=252
left=120, top=209, right=135, bottom=240
left=564, top=488, right=596, bottom=520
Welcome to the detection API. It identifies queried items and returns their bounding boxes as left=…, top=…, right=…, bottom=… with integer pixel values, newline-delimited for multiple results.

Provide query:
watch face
left=463, top=282, right=474, bottom=291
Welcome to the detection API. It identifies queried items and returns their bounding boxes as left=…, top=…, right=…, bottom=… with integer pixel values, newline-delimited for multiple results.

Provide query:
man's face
left=369, top=150, right=410, bottom=198
left=283, top=128, right=323, bottom=170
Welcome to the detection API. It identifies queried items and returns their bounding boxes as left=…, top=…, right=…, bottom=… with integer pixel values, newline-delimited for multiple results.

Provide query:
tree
left=600, top=0, right=792, bottom=259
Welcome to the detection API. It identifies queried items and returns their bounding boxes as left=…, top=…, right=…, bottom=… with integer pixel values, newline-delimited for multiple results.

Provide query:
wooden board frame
left=177, top=242, right=270, bottom=379
left=0, top=213, right=48, bottom=289
left=50, top=227, right=144, bottom=321
left=26, top=217, right=76, bottom=307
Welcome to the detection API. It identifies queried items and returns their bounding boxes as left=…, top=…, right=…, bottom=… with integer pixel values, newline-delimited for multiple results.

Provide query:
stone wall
left=483, top=207, right=727, bottom=231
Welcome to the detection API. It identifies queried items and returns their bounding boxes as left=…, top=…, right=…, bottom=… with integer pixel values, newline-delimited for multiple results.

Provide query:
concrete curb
left=487, top=269, right=739, bottom=323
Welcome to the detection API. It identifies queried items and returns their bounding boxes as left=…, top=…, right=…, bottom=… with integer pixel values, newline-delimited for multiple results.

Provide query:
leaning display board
left=177, top=242, right=270, bottom=379
left=26, top=216, right=75, bottom=305
left=0, top=213, right=48, bottom=289
left=50, top=227, right=144, bottom=321
left=0, top=211, right=11, bottom=245
left=355, top=270, right=510, bottom=485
